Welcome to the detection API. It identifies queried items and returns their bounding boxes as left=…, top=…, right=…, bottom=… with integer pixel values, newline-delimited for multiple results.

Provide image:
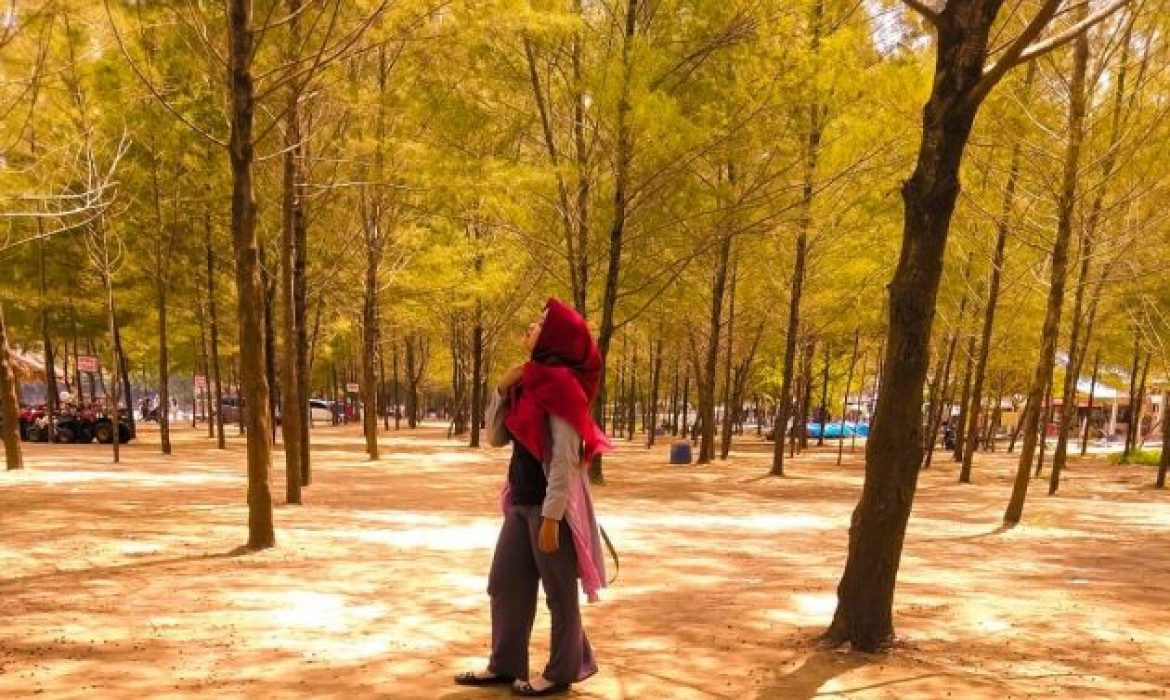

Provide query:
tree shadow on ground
left=0, top=548, right=246, bottom=590
left=756, top=647, right=872, bottom=699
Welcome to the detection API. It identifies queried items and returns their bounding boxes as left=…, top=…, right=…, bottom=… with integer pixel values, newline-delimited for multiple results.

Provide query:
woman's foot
left=454, top=669, right=515, bottom=686
left=512, top=676, right=570, bottom=696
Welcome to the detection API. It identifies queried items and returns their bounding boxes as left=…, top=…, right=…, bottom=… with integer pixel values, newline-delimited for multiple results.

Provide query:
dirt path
left=1, top=425, right=1167, bottom=699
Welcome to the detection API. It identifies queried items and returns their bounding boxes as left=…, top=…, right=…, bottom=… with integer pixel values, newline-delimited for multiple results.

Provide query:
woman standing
left=455, top=298, right=611, bottom=697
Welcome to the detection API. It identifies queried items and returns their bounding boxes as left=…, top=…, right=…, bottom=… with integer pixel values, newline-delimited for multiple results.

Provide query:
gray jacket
left=485, top=388, right=582, bottom=521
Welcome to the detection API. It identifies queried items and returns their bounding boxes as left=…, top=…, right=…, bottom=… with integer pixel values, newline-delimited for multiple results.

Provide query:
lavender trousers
left=487, top=505, right=597, bottom=684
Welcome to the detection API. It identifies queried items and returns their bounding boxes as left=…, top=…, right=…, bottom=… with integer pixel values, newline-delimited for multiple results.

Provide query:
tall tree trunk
left=227, top=0, right=276, bottom=550
left=362, top=249, right=380, bottom=459
left=1158, top=385, right=1169, bottom=487
left=1004, top=9, right=1089, bottom=526
left=827, top=0, right=1025, bottom=651
left=1049, top=234, right=1090, bottom=493
left=1132, top=352, right=1150, bottom=451
left=838, top=329, right=860, bottom=466
left=393, top=338, right=401, bottom=430
left=648, top=337, right=663, bottom=448
left=959, top=124, right=1024, bottom=480
left=157, top=286, right=171, bottom=454
left=38, top=238, right=59, bottom=414
left=669, top=357, right=680, bottom=436
left=923, top=319, right=960, bottom=470
left=699, top=231, right=732, bottom=464
left=771, top=0, right=825, bottom=474
left=719, top=263, right=738, bottom=459
left=572, top=0, right=590, bottom=314
left=114, top=319, right=135, bottom=440
left=280, top=0, right=306, bottom=501
left=626, top=344, right=637, bottom=441
left=1080, top=351, right=1100, bottom=456
left=1123, top=336, right=1140, bottom=457
left=817, top=342, right=830, bottom=448
left=771, top=236, right=807, bottom=477
left=470, top=306, right=485, bottom=447
left=204, top=190, right=227, bottom=449
left=1034, top=376, right=1053, bottom=477
left=263, top=247, right=278, bottom=446
left=680, top=372, right=690, bottom=437
left=199, top=302, right=213, bottom=435
left=951, top=314, right=978, bottom=462
left=797, top=339, right=816, bottom=452
left=0, top=304, right=23, bottom=470
left=591, top=0, right=639, bottom=484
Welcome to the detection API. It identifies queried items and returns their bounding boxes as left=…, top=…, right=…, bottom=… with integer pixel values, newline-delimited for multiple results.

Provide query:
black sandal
left=454, top=671, right=515, bottom=686
left=512, top=680, right=571, bottom=697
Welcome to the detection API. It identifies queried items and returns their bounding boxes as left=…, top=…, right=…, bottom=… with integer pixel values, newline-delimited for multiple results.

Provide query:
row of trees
left=2, top=0, right=1168, bottom=650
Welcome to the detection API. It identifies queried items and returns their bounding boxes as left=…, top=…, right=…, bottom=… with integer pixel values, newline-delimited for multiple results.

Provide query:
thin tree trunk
left=951, top=314, right=978, bottom=462
left=1034, top=376, right=1053, bottom=478
left=114, top=318, right=135, bottom=441
left=1004, top=9, right=1090, bottom=526
left=279, top=0, right=306, bottom=501
left=361, top=246, right=380, bottom=459
left=838, top=329, right=860, bottom=466
left=1132, top=352, right=1150, bottom=451
left=1123, top=335, right=1140, bottom=458
left=669, top=357, right=679, bottom=436
left=393, top=338, right=401, bottom=430
left=590, top=0, right=639, bottom=484
left=227, top=0, right=276, bottom=550
left=699, top=230, right=732, bottom=464
left=157, top=285, right=171, bottom=454
left=205, top=190, right=227, bottom=449
left=719, top=260, right=738, bottom=458
left=960, top=133, right=1023, bottom=481
left=817, top=341, right=830, bottom=448
left=0, top=304, right=24, bottom=470
left=626, top=344, right=637, bottom=441
left=1080, top=351, right=1100, bottom=456
left=798, top=339, right=816, bottom=452
left=38, top=238, right=59, bottom=414
left=1158, top=383, right=1169, bottom=487
left=648, top=337, right=664, bottom=448
left=470, top=305, right=484, bottom=448
left=924, top=320, right=960, bottom=470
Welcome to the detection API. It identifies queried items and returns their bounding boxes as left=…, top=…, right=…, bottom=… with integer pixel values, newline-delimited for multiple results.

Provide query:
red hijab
left=504, top=298, right=611, bottom=464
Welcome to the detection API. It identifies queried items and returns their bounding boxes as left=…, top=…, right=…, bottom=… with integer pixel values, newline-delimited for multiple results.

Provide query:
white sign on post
left=347, top=383, right=360, bottom=394
left=77, top=356, right=99, bottom=373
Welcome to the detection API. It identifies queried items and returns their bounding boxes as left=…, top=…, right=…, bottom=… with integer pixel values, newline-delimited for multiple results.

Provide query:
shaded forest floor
left=2, top=423, right=1168, bottom=699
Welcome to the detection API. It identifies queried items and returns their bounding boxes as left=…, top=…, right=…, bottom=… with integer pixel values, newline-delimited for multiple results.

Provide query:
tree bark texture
left=828, top=0, right=1016, bottom=651
left=228, top=0, right=276, bottom=550
left=0, top=304, right=24, bottom=471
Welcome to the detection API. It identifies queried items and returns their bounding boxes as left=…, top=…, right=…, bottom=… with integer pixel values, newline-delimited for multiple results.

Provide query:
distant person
left=455, top=298, right=610, bottom=697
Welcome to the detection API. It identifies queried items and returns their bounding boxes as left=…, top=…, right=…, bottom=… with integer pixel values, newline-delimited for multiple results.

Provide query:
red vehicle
left=15, top=403, right=132, bottom=444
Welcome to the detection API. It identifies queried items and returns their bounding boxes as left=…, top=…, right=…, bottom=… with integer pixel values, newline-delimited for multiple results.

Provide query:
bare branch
left=102, top=0, right=228, bottom=147
left=1013, top=0, right=1130, bottom=65
left=971, top=0, right=1129, bottom=106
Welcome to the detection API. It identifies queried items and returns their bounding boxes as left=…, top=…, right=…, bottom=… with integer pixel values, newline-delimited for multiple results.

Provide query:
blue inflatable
left=806, top=421, right=870, bottom=439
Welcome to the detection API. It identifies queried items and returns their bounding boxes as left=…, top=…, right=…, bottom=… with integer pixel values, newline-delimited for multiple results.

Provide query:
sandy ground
left=1, top=422, right=1168, bottom=699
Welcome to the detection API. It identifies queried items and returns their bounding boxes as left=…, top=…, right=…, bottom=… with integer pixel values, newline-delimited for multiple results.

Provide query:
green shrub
left=1110, top=449, right=1163, bottom=466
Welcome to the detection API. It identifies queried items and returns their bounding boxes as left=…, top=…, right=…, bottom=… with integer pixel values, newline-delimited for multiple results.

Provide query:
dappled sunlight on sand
left=1, top=424, right=1168, bottom=698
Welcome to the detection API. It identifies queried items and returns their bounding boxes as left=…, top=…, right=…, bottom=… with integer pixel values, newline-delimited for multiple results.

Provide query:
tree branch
left=1013, top=0, right=1129, bottom=64
left=970, top=0, right=1128, bottom=106
left=898, top=0, right=941, bottom=28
